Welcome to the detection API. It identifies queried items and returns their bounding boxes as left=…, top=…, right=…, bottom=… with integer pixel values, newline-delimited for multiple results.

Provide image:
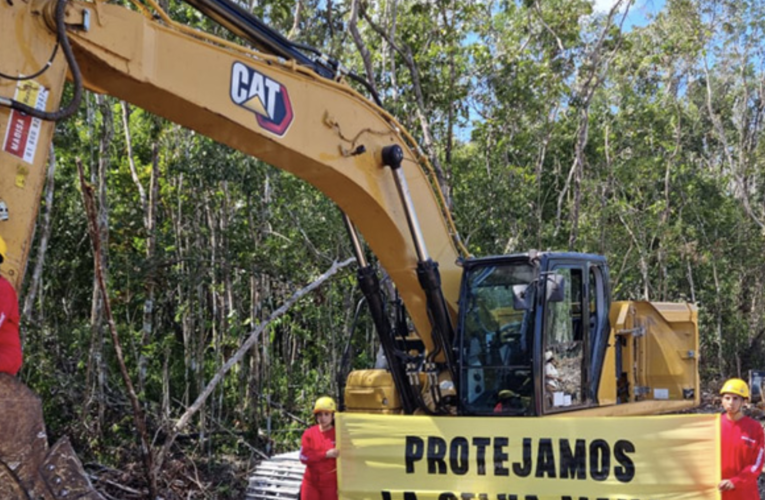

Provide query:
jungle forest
left=10, top=0, right=765, bottom=497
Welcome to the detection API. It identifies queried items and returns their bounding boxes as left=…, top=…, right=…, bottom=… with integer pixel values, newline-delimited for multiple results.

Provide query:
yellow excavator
left=0, top=0, right=699, bottom=495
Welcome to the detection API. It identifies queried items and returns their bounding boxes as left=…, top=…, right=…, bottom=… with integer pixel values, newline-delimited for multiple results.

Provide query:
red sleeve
left=299, top=426, right=331, bottom=464
left=730, top=418, right=765, bottom=489
left=0, top=278, right=22, bottom=375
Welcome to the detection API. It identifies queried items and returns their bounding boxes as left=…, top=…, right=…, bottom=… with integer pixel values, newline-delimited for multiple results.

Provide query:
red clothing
left=0, top=276, right=21, bottom=375
left=299, top=425, right=337, bottom=500
left=720, top=413, right=765, bottom=500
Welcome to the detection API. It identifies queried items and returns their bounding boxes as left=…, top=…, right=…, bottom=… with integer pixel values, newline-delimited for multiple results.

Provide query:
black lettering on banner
left=497, top=496, right=518, bottom=500
left=512, top=438, right=532, bottom=477
left=494, top=437, right=510, bottom=476
left=460, top=493, right=487, bottom=500
left=428, top=437, right=448, bottom=474
left=381, top=491, right=419, bottom=500
left=613, top=440, right=636, bottom=483
left=438, top=493, right=457, bottom=500
left=559, top=439, right=587, bottom=480
left=450, top=437, right=469, bottom=475
left=405, top=437, right=424, bottom=474
left=535, top=438, right=556, bottom=478
left=589, top=439, right=610, bottom=481
left=473, top=437, right=491, bottom=475
left=403, top=435, right=635, bottom=483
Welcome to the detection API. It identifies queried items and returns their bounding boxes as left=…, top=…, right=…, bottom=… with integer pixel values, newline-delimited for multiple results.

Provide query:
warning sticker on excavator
left=2, top=80, right=48, bottom=165
left=230, top=62, right=294, bottom=137
left=336, top=413, right=720, bottom=500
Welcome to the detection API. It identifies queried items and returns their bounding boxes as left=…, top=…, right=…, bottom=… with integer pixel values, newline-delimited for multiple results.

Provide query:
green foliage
left=14, top=0, right=765, bottom=495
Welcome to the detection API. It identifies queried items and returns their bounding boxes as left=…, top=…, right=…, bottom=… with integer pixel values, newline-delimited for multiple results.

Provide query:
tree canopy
left=15, top=0, right=765, bottom=496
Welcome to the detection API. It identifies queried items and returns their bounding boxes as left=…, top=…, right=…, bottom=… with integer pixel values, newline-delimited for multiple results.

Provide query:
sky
left=592, top=0, right=666, bottom=29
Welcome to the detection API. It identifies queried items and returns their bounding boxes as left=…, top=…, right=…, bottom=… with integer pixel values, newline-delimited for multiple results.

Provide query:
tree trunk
left=83, top=94, right=113, bottom=437
left=22, top=144, right=57, bottom=325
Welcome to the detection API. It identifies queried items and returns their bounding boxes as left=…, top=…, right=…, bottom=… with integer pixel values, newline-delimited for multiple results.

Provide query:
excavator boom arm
left=0, top=0, right=464, bottom=354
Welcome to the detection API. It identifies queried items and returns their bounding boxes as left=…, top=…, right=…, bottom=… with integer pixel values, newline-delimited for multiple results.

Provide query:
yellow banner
left=336, top=413, right=720, bottom=500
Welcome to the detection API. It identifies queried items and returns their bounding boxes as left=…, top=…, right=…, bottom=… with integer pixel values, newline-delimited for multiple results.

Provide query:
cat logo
left=230, top=62, right=294, bottom=137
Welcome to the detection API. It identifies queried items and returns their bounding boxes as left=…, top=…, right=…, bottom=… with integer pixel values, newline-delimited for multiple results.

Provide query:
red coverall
left=299, top=425, right=337, bottom=500
left=0, top=276, right=22, bottom=375
left=720, top=413, right=765, bottom=500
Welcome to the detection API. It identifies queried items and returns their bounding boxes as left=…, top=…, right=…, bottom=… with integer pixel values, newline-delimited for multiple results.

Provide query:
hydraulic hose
left=0, top=0, right=83, bottom=121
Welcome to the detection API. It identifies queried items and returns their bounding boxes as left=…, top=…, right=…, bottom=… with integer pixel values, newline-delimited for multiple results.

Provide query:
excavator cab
left=457, top=252, right=611, bottom=416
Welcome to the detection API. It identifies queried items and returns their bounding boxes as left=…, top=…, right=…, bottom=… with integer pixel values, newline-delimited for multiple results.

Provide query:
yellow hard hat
left=313, top=396, right=336, bottom=414
left=720, top=378, right=750, bottom=399
left=0, top=236, right=6, bottom=263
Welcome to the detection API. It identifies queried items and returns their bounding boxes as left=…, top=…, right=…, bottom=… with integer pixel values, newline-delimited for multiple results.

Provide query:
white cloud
left=589, top=0, right=662, bottom=29
left=592, top=0, right=622, bottom=13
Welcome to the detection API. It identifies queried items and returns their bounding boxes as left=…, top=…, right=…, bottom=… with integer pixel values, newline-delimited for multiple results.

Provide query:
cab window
left=543, top=266, right=587, bottom=411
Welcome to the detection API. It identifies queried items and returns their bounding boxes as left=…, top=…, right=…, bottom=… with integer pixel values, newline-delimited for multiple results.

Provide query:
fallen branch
left=92, top=476, right=145, bottom=497
left=153, top=257, right=355, bottom=474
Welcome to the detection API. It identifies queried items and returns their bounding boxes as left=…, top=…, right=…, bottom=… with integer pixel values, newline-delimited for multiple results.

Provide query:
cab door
left=540, top=256, right=608, bottom=414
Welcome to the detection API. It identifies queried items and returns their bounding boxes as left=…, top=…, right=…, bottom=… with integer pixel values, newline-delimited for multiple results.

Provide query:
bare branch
left=361, top=10, right=450, bottom=204
left=120, top=102, right=148, bottom=222
left=77, top=158, right=158, bottom=498
left=553, top=0, right=630, bottom=243
left=348, top=0, right=378, bottom=95
left=22, top=144, right=56, bottom=324
left=287, top=0, right=303, bottom=40
left=153, top=257, right=355, bottom=473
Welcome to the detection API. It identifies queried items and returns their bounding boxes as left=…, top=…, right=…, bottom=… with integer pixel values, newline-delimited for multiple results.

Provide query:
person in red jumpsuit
left=0, top=236, right=22, bottom=375
left=718, top=378, right=764, bottom=500
left=299, top=396, right=339, bottom=500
